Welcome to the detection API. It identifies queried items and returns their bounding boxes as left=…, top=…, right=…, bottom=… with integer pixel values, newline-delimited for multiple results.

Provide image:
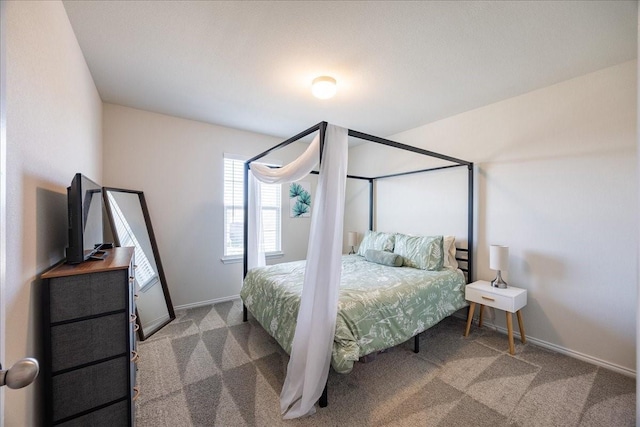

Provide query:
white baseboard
left=452, top=312, right=636, bottom=378
left=174, top=295, right=240, bottom=311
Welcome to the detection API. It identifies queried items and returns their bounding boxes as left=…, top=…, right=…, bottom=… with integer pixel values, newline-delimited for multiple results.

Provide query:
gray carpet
left=135, top=300, right=635, bottom=426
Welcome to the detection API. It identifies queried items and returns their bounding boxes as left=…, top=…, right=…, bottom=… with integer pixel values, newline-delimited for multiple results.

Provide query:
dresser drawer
left=52, top=356, right=129, bottom=422
left=57, top=399, right=129, bottom=427
left=49, top=270, right=129, bottom=322
left=465, top=284, right=526, bottom=312
left=51, top=312, right=127, bottom=372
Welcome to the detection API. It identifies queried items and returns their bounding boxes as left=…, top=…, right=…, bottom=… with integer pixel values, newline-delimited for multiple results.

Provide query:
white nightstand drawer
left=465, top=281, right=527, bottom=313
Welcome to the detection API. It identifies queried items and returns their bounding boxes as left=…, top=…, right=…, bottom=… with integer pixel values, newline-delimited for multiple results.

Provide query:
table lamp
left=348, top=232, right=357, bottom=254
left=490, top=245, right=508, bottom=288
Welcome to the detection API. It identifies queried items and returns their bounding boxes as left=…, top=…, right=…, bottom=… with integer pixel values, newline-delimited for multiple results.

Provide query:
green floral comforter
left=240, top=254, right=467, bottom=374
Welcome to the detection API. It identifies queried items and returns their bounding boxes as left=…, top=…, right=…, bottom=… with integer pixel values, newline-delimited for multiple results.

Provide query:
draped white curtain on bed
left=247, top=129, right=322, bottom=269
left=248, top=124, right=348, bottom=419
left=247, top=173, right=265, bottom=269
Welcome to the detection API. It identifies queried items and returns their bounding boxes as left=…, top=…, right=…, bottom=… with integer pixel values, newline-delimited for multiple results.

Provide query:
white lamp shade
left=347, top=231, right=358, bottom=246
left=489, top=245, right=509, bottom=271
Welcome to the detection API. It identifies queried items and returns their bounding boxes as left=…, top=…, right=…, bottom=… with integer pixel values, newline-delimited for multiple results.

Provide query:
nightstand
left=463, top=280, right=527, bottom=355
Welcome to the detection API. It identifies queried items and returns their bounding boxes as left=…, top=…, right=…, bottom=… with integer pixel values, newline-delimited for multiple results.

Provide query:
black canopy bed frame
left=241, top=121, right=474, bottom=409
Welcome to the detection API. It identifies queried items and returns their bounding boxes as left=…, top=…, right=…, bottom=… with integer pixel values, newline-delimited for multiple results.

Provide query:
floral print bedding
left=240, top=254, right=467, bottom=374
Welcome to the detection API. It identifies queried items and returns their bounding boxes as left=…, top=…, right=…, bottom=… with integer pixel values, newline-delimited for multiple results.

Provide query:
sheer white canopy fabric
left=249, top=135, right=320, bottom=184
left=247, top=173, right=265, bottom=269
left=248, top=124, right=348, bottom=419
left=247, top=134, right=320, bottom=270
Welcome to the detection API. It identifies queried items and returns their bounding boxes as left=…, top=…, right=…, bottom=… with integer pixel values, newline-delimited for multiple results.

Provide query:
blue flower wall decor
left=289, top=181, right=311, bottom=218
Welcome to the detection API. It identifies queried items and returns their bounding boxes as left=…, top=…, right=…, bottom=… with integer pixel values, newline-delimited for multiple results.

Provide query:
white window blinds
left=224, top=155, right=281, bottom=256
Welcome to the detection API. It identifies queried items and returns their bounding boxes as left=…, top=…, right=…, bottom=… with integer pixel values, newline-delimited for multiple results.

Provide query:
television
left=65, top=173, right=106, bottom=264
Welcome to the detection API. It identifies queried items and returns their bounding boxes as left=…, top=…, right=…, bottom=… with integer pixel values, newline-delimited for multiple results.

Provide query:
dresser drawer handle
left=481, top=296, right=495, bottom=302
left=134, top=323, right=140, bottom=332
left=132, top=386, right=140, bottom=401
left=130, top=314, right=137, bottom=323
left=129, top=276, right=135, bottom=283
left=134, top=293, right=139, bottom=300
left=133, top=264, right=138, bottom=269
left=131, top=350, right=139, bottom=363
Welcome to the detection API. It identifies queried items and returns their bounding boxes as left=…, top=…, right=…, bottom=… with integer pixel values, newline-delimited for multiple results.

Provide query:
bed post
left=242, top=161, right=250, bottom=322
left=317, top=121, right=329, bottom=407
left=467, top=163, right=474, bottom=282
left=319, top=381, right=328, bottom=407
left=319, top=121, right=327, bottom=165
left=369, top=179, right=374, bottom=231
left=243, top=161, right=249, bottom=279
left=241, top=123, right=325, bottom=325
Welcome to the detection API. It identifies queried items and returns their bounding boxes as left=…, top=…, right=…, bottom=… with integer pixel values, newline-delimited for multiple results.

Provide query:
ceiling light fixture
left=311, top=76, right=337, bottom=99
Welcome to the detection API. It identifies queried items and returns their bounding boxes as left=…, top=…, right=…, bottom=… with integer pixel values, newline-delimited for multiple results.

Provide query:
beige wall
left=636, top=5, right=639, bottom=418
left=102, top=104, right=317, bottom=308
left=5, top=1, right=103, bottom=425
left=347, top=61, right=637, bottom=373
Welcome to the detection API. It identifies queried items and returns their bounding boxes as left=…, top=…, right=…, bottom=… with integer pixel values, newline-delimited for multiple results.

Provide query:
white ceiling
left=63, top=1, right=637, bottom=139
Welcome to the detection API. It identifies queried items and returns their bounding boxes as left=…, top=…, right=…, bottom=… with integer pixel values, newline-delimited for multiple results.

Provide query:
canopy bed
left=241, top=121, right=474, bottom=418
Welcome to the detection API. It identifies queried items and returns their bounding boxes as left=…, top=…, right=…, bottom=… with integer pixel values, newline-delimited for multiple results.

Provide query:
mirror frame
left=102, top=187, right=175, bottom=340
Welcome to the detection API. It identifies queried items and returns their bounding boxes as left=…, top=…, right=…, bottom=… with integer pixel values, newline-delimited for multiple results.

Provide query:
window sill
left=220, top=251, right=285, bottom=264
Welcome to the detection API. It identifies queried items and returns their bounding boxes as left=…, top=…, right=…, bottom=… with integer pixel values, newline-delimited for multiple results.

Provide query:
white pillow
left=443, top=236, right=458, bottom=269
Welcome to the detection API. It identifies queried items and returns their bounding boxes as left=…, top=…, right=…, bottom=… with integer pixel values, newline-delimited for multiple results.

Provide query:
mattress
left=240, top=254, right=467, bottom=374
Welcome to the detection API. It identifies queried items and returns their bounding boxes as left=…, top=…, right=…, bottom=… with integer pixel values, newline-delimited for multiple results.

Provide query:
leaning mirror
left=103, top=187, right=175, bottom=340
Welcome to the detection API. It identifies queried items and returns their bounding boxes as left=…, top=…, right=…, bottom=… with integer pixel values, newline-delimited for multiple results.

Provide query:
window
left=224, top=155, right=281, bottom=257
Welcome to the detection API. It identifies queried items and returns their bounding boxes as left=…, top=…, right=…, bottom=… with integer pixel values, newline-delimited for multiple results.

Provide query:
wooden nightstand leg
left=506, top=312, right=515, bottom=355
left=478, top=304, right=484, bottom=328
left=516, top=310, right=526, bottom=343
left=464, top=302, right=476, bottom=337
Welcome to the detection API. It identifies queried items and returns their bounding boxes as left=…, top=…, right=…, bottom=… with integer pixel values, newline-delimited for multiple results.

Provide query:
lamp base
left=491, top=271, right=508, bottom=289
left=348, top=246, right=355, bottom=255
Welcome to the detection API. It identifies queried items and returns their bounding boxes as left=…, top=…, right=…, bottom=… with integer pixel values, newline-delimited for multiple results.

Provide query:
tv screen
left=66, top=173, right=104, bottom=263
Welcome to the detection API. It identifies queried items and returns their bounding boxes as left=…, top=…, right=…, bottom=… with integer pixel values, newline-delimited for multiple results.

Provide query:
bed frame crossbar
left=246, top=122, right=324, bottom=164
left=347, top=129, right=471, bottom=167
left=243, top=121, right=474, bottom=280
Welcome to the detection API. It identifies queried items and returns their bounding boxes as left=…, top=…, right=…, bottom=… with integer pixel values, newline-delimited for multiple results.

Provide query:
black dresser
left=41, top=247, right=137, bottom=426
